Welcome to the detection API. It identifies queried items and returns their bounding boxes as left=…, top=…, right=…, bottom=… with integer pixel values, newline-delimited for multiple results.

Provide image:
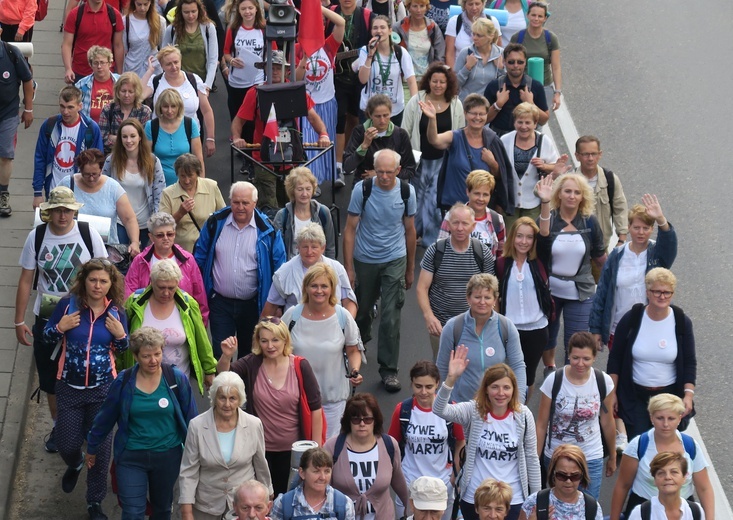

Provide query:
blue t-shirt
left=348, top=179, right=416, bottom=263
left=145, top=118, right=201, bottom=186
left=440, top=130, right=491, bottom=208
left=60, top=174, right=126, bottom=244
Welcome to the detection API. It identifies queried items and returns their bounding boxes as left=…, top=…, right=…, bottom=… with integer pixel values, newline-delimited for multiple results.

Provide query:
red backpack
left=36, top=0, right=49, bottom=21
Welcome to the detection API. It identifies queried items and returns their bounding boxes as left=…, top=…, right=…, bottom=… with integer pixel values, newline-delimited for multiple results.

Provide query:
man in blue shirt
left=343, top=149, right=417, bottom=392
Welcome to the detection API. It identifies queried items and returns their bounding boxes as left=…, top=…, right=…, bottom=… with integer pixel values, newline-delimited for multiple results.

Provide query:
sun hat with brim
left=269, top=50, right=290, bottom=67
left=39, top=186, right=84, bottom=212
left=410, top=476, right=448, bottom=511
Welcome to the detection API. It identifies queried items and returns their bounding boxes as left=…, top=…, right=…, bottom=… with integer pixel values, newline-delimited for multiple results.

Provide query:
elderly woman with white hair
left=262, top=223, right=357, bottom=318
left=124, top=259, right=217, bottom=409
left=179, top=371, right=273, bottom=520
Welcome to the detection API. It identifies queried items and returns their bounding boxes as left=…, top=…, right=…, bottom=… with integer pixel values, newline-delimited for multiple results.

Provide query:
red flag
left=263, top=104, right=279, bottom=143
left=297, top=0, right=325, bottom=57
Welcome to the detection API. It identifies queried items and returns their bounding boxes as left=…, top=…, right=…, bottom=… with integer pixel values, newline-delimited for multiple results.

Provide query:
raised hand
left=641, top=194, right=664, bottom=221
left=221, top=336, right=238, bottom=359
left=447, top=344, right=470, bottom=381
left=550, top=153, right=571, bottom=179
left=362, top=126, right=378, bottom=149
left=418, top=100, right=437, bottom=119
left=536, top=174, right=554, bottom=203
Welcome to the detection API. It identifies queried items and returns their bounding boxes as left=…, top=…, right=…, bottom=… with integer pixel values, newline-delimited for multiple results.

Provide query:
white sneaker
left=616, top=432, right=628, bottom=454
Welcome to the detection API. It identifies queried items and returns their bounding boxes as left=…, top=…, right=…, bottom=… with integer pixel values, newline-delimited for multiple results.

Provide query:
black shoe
left=239, top=161, right=254, bottom=180
left=87, top=502, right=108, bottom=520
left=543, top=365, right=557, bottom=381
left=62, top=458, right=84, bottom=493
left=382, top=374, right=401, bottom=393
left=0, top=191, right=11, bottom=217
left=44, top=428, right=58, bottom=453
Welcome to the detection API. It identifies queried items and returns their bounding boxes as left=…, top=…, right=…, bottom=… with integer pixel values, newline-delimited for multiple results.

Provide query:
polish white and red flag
left=263, top=104, right=279, bottom=142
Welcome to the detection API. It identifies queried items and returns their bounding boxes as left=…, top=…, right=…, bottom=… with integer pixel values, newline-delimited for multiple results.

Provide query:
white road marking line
left=551, top=93, right=733, bottom=513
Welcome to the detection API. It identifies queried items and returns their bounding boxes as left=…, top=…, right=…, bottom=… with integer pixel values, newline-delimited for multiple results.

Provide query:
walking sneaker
left=334, top=171, right=346, bottom=188
left=0, top=191, right=11, bottom=217
left=543, top=365, right=556, bottom=381
left=616, top=432, right=628, bottom=455
left=44, top=427, right=58, bottom=453
left=382, top=374, right=402, bottom=393
left=87, top=502, right=108, bottom=520
left=62, top=457, right=84, bottom=493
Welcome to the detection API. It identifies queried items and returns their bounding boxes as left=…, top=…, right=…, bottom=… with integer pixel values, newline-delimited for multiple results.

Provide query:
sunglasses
left=350, top=416, right=375, bottom=425
left=153, top=232, right=176, bottom=239
left=260, top=316, right=282, bottom=325
left=506, top=60, right=526, bottom=65
left=89, top=258, right=113, bottom=267
left=554, top=471, right=582, bottom=482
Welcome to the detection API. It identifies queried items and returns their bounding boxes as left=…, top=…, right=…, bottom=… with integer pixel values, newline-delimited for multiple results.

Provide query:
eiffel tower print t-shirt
left=20, top=222, right=107, bottom=315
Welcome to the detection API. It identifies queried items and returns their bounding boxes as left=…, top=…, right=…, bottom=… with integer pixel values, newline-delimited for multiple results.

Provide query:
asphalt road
left=9, top=0, right=733, bottom=517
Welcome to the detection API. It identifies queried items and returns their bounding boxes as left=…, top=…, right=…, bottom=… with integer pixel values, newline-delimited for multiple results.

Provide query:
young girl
left=389, top=360, right=465, bottom=520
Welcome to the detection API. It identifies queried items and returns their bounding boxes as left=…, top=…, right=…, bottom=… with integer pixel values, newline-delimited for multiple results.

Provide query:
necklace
left=308, top=495, right=327, bottom=511
left=427, top=95, right=443, bottom=111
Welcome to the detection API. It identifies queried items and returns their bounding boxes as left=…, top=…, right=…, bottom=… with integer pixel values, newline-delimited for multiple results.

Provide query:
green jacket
left=123, top=287, right=216, bottom=395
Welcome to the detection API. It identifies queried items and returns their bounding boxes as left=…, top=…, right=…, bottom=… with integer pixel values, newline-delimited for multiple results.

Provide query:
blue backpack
left=280, top=488, right=349, bottom=520
left=637, top=430, right=696, bottom=460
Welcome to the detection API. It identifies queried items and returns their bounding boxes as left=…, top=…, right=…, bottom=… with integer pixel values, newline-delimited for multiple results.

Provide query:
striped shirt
left=420, top=239, right=495, bottom=325
left=212, top=214, right=258, bottom=300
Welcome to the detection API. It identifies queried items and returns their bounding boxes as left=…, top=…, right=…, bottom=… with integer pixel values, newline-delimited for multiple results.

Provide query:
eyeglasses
left=506, top=60, right=526, bottom=65
left=374, top=169, right=398, bottom=175
left=466, top=111, right=488, bottom=118
left=92, top=61, right=110, bottom=67
left=554, top=471, right=582, bottom=482
left=153, top=232, right=176, bottom=239
left=350, top=416, right=375, bottom=425
left=577, top=152, right=600, bottom=158
left=649, top=289, right=674, bottom=299
left=260, top=316, right=282, bottom=325
left=81, top=171, right=101, bottom=178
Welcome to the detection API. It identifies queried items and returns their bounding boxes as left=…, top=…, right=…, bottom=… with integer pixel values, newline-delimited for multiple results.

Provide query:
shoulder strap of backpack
left=2, top=41, right=20, bottom=66
left=681, top=433, right=697, bottom=460
left=44, top=116, right=57, bottom=140
left=288, top=303, right=304, bottom=332
left=535, top=488, right=550, bottom=520
left=151, top=118, right=160, bottom=150
left=457, top=14, right=464, bottom=36
left=280, top=489, right=297, bottom=520
left=33, top=223, right=49, bottom=290
left=594, top=368, right=608, bottom=413
left=516, top=29, right=526, bottom=44
left=332, top=432, right=348, bottom=464
left=78, top=221, right=94, bottom=257
left=489, top=210, right=501, bottom=238
left=393, top=44, right=404, bottom=79
left=546, top=367, right=562, bottom=450
left=452, top=313, right=465, bottom=348
left=73, top=2, right=86, bottom=51
left=184, top=116, right=193, bottom=151
left=335, top=304, right=347, bottom=333
left=125, top=14, right=130, bottom=45
left=400, top=179, right=410, bottom=217
left=106, top=4, right=117, bottom=48
left=381, top=432, right=395, bottom=464
left=161, top=363, right=181, bottom=402
left=544, top=29, right=552, bottom=61
left=496, top=314, right=508, bottom=347
left=637, top=430, right=650, bottom=459
left=185, top=71, right=198, bottom=93
left=152, top=73, right=162, bottom=93
left=687, top=500, right=702, bottom=520
left=640, top=500, right=652, bottom=520
left=470, top=237, right=485, bottom=272
left=535, top=131, right=544, bottom=158
left=361, top=177, right=373, bottom=214
left=398, top=397, right=412, bottom=453
left=602, top=167, right=615, bottom=204
left=333, top=489, right=347, bottom=519
left=582, top=492, right=598, bottom=520
left=433, top=238, right=447, bottom=273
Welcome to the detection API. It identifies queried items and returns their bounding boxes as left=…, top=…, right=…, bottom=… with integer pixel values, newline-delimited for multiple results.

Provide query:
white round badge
left=659, top=339, right=667, bottom=349
left=158, top=397, right=169, bottom=408
left=485, top=347, right=495, bottom=357
left=182, top=92, right=190, bottom=99
left=45, top=252, right=54, bottom=261
left=2, top=71, right=9, bottom=79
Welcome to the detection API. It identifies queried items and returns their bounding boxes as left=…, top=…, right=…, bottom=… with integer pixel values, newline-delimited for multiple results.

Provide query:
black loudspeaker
left=256, top=81, right=308, bottom=122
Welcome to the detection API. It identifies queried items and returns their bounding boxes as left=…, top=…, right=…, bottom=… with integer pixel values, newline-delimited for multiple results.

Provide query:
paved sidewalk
left=0, top=5, right=72, bottom=520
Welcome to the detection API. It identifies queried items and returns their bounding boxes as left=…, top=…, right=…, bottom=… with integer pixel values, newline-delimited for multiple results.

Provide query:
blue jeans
left=546, top=295, right=594, bottom=363
left=117, top=223, right=150, bottom=249
left=209, top=292, right=259, bottom=358
left=413, top=158, right=443, bottom=246
left=581, top=457, right=603, bottom=500
left=115, top=445, right=183, bottom=520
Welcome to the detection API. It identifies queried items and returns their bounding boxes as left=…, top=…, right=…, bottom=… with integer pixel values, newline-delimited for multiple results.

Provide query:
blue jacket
left=194, top=207, right=286, bottom=312
left=85, top=364, right=198, bottom=459
left=44, top=295, right=129, bottom=388
left=33, top=113, right=104, bottom=197
left=589, top=223, right=677, bottom=343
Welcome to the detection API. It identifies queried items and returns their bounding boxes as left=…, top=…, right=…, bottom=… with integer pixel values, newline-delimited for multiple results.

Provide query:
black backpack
left=397, top=397, right=457, bottom=461
left=640, top=499, right=701, bottom=520
left=433, top=237, right=485, bottom=273
left=361, top=177, right=410, bottom=217
left=535, top=488, right=597, bottom=520
left=150, top=117, right=193, bottom=151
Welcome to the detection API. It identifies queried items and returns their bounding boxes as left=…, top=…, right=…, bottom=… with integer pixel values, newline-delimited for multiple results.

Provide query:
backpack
left=43, top=116, right=96, bottom=151
left=36, top=0, right=49, bottom=21
left=535, top=488, right=597, bottom=520
left=398, top=397, right=457, bottom=461
left=2, top=41, right=20, bottom=67
left=516, top=29, right=552, bottom=64
left=73, top=2, right=118, bottom=53
left=280, top=488, right=349, bottom=520
left=280, top=204, right=331, bottom=240
left=150, top=117, right=193, bottom=151
left=332, top=432, right=396, bottom=465
left=121, top=363, right=181, bottom=402
left=33, top=221, right=94, bottom=290
left=451, top=312, right=508, bottom=350
left=637, top=430, right=696, bottom=460
left=171, top=23, right=212, bottom=50
left=361, top=177, right=411, bottom=217
left=545, top=367, right=610, bottom=458
left=288, top=303, right=353, bottom=379
left=152, top=71, right=198, bottom=96
left=433, top=237, right=485, bottom=273
left=601, top=167, right=616, bottom=204
left=639, top=499, right=701, bottom=520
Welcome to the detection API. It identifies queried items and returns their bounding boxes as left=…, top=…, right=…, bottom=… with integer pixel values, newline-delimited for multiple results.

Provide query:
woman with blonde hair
left=217, top=317, right=324, bottom=495
left=273, top=167, right=337, bottom=260
left=98, top=72, right=153, bottom=155
left=474, top=478, right=513, bottom=519
left=102, top=119, right=166, bottom=248
left=454, top=18, right=503, bottom=103
left=434, top=359, right=540, bottom=520
left=535, top=173, right=606, bottom=374
left=610, top=394, right=713, bottom=520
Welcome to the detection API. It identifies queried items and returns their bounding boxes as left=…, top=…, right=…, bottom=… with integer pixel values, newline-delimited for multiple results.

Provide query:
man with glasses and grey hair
left=343, top=149, right=417, bottom=393
left=194, top=181, right=286, bottom=359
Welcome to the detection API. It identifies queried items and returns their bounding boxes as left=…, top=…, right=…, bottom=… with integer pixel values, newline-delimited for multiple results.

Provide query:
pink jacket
left=0, top=0, right=37, bottom=34
left=125, top=244, right=209, bottom=325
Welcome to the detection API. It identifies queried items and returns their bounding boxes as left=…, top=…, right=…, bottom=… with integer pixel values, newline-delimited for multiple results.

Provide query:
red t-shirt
left=64, top=3, right=124, bottom=77
left=90, top=77, right=115, bottom=123
left=236, top=84, right=315, bottom=161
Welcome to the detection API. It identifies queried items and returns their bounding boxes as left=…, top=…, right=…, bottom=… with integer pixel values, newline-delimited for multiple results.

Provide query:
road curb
left=0, top=345, right=35, bottom=520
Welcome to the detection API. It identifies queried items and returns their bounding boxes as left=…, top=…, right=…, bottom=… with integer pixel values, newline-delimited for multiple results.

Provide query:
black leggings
left=266, top=450, right=293, bottom=496
left=519, top=326, right=549, bottom=386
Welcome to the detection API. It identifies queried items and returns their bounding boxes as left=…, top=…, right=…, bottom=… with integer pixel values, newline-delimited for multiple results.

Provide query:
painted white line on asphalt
left=551, top=95, right=733, bottom=513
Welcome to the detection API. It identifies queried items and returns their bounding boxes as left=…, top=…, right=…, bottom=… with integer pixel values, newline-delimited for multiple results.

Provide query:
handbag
left=293, top=356, right=327, bottom=445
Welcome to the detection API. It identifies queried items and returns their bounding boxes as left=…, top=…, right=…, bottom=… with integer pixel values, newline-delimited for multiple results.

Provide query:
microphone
left=369, top=37, right=379, bottom=50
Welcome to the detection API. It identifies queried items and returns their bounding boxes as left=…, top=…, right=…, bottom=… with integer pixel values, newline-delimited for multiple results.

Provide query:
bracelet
left=221, top=66, right=229, bottom=72
left=206, top=137, right=216, bottom=142
left=540, top=200, right=550, bottom=204
left=657, top=219, right=668, bottom=227
left=554, top=90, right=562, bottom=94
left=684, top=389, right=695, bottom=394
left=492, top=102, right=502, bottom=111
left=539, top=214, right=551, bottom=221
left=23, top=109, right=33, bottom=113
left=14, top=321, right=25, bottom=327
left=443, top=382, right=454, bottom=390
left=319, top=133, right=329, bottom=139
